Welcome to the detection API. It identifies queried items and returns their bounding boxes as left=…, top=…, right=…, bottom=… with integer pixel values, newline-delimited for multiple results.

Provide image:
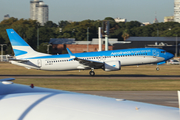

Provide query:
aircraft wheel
left=156, top=67, right=160, bottom=71
left=89, top=71, right=95, bottom=76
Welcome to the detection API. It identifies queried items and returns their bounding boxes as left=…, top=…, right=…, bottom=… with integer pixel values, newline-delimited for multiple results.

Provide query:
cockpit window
left=161, top=51, right=166, bottom=53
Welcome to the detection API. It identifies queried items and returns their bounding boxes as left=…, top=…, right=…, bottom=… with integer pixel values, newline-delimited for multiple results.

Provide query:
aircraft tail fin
left=6, top=29, right=48, bottom=59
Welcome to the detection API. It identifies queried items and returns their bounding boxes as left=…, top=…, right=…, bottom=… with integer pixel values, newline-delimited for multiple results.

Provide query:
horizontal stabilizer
left=9, top=58, right=29, bottom=62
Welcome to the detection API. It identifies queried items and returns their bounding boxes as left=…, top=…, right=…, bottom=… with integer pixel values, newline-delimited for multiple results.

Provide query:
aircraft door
left=152, top=50, right=157, bottom=58
left=37, top=59, right=42, bottom=67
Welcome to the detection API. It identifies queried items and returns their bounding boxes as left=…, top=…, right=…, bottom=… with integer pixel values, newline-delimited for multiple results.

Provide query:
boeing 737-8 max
left=6, top=29, right=174, bottom=76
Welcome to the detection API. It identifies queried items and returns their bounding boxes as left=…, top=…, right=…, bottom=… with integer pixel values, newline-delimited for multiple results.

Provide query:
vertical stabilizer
left=6, top=29, right=49, bottom=59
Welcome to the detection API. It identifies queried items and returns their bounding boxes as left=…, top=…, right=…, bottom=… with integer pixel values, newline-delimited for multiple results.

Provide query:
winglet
left=67, top=48, right=75, bottom=59
left=66, top=48, right=73, bottom=56
left=178, top=91, right=180, bottom=109
left=0, top=78, right=15, bottom=82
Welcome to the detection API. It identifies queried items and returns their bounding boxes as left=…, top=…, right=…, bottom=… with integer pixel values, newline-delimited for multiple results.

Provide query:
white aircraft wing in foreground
left=0, top=78, right=179, bottom=120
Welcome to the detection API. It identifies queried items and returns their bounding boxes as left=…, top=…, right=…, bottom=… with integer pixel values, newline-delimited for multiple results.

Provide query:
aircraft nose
left=167, top=52, right=174, bottom=60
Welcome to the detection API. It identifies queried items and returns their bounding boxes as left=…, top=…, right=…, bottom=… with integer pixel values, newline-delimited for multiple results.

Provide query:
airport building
left=30, top=0, right=48, bottom=26
left=114, top=37, right=180, bottom=56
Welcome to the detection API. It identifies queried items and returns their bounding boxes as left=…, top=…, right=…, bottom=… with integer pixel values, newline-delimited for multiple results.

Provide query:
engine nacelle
left=103, top=60, right=121, bottom=71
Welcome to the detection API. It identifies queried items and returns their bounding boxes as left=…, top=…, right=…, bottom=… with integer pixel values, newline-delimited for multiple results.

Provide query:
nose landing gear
left=156, top=66, right=160, bottom=71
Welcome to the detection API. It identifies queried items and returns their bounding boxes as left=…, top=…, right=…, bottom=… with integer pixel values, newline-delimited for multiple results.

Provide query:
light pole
left=37, top=28, right=39, bottom=50
left=72, top=29, right=75, bottom=36
left=47, top=44, right=52, bottom=54
left=0, top=44, right=7, bottom=62
left=176, top=35, right=178, bottom=57
left=87, top=27, right=89, bottom=52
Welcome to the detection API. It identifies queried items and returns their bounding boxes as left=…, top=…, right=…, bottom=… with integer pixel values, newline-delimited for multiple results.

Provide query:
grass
left=9, top=78, right=180, bottom=91
left=0, top=62, right=180, bottom=91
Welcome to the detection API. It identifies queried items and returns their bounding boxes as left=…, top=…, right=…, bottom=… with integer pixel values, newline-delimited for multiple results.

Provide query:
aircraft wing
left=0, top=78, right=179, bottom=120
left=74, top=57, right=104, bottom=68
left=66, top=48, right=104, bottom=68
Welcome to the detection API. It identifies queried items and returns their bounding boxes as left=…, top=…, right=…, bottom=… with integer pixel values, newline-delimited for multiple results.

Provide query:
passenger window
left=161, top=51, right=166, bottom=53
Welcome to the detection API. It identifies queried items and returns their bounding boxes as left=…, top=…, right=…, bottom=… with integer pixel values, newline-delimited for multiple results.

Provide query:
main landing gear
left=89, top=68, right=95, bottom=76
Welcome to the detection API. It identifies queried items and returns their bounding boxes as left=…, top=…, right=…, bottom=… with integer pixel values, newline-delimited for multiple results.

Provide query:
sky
left=0, top=0, right=174, bottom=24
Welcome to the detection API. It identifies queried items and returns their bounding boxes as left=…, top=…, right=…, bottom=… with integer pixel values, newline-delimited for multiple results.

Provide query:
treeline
left=1, top=17, right=180, bottom=55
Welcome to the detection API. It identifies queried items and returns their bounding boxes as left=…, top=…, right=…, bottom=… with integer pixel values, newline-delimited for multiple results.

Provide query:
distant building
left=4, top=14, right=10, bottom=20
left=30, top=0, right=48, bottom=26
left=114, top=18, right=127, bottom=23
left=141, top=22, right=151, bottom=26
left=153, top=17, right=159, bottom=23
left=174, top=0, right=180, bottom=23
left=164, top=16, right=174, bottom=22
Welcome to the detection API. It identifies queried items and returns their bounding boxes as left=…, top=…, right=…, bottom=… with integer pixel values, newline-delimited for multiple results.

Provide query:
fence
left=0, top=55, right=10, bottom=62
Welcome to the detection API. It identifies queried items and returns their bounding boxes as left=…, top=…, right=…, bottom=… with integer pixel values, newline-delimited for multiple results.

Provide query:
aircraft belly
left=41, top=61, right=79, bottom=71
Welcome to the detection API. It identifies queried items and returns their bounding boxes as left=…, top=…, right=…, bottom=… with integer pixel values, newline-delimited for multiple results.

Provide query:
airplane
left=6, top=29, right=174, bottom=76
left=0, top=78, right=180, bottom=120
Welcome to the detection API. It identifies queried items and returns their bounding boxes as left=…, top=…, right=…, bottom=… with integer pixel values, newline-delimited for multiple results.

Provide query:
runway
left=1, top=74, right=180, bottom=79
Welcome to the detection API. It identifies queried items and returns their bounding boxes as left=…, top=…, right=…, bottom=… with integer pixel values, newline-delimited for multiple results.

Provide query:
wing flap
left=74, top=57, right=104, bottom=68
left=66, top=48, right=104, bottom=68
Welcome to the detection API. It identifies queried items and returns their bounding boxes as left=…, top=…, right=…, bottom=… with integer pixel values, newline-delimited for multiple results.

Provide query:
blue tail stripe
left=6, top=29, right=29, bottom=46
left=13, top=49, right=28, bottom=56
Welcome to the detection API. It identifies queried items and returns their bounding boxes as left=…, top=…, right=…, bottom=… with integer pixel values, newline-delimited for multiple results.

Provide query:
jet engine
left=103, top=60, right=121, bottom=71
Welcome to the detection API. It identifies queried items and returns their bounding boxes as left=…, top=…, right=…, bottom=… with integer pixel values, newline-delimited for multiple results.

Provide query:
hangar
left=114, top=37, right=180, bottom=56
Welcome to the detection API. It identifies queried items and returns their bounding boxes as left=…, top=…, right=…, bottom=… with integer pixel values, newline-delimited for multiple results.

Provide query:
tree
left=0, top=17, right=18, bottom=26
left=25, top=27, right=37, bottom=49
left=58, top=20, right=70, bottom=28
left=104, top=17, right=115, bottom=22
left=44, top=21, right=58, bottom=28
left=122, top=30, right=130, bottom=40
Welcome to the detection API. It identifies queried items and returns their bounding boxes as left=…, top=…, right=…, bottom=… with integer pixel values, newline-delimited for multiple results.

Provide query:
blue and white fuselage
left=6, top=29, right=174, bottom=76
